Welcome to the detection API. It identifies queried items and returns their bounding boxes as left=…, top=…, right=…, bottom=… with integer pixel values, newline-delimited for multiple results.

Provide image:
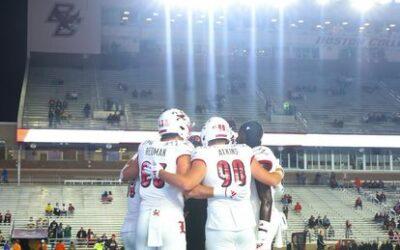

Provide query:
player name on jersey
left=145, top=147, right=167, bottom=157
left=218, top=148, right=238, bottom=156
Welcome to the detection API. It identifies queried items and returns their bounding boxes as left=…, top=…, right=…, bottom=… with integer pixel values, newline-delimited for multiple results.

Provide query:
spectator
left=0, top=230, right=4, bottom=245
left=104, top=234, right=118, bottom=250
left=294, top=202, right=302, bottom=213
left=0, top=212, right=2, bottom=223
left=39, top=239, right=48, bottom=250
left=68, top=241, right=76, bottom=250
left=45, top=203, right=53, bottom=216
left=56, top=223, right=64, bottom=239
left=354, top=177, right=362, bottom=193
left=53, top=203, right=61, bottom=216
left=4, top=210, right=11, bottom=224
left=55, top=240, right=66, bottom=250
left=64, top=225, right=72, bottom=241
left=131, top=89, right=138, bottom=98
left=83, top=104, right=91, bottom=118
left=87, top=229, right=95, bottom=246
left=60, top=204, right=67, bottom=216
left=1, top=169, right=8, bottom=183
left=93, top=239, right=104, bottom=250
left=345, top=220, right=352, bottom=238
left=283, top=205, right=289, bottom=220
left=49, top=220, right=58, bottom=230
left=355, top=197, right=363, bottom=210
left=76, top=227, right=87, bottom=244
left=67, top=203, right=75, bottom=215
left=308, top=215, right=316, bottom=229
left=317, top=230, right=325, bottom=250
left=100, top=233, right=108, bottom=243
left=327, top=225, right=335, bottom=240
left=3, top=241, right=10, bottom=250
left=107, top=191, right=113, bottom=202
left=322, top=215, right=331, bottom=229
left=316, top=216, right=323, bottom=227
left=12, top=240, right=21, bottom=250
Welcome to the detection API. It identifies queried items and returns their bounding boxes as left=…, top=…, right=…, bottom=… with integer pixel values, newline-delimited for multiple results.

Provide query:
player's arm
left=256, top=180, right=273, bottom=222
left=120, top=154, right=139, bottom=182
left=251, top=158, right=284, bottom=186
left=184, top=185, right=214, bottom=199
left=158, top=158, right=206, bottom=192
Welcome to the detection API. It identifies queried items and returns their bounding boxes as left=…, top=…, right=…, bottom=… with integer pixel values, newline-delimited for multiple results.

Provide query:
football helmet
left=158, top=108, right=192, bottom=139
left=201, top=117, right=233, bottom=146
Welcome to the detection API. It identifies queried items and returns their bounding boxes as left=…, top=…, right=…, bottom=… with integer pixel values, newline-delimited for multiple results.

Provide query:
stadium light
left=268, top=0, right=298, bottom=9
left=160, top=0, right=230, bottom=10
left=316, top=0, right=330, bottom=5
left=351, top=0, right=376, bottom=12
left=375, top=0, right=392, bottom=4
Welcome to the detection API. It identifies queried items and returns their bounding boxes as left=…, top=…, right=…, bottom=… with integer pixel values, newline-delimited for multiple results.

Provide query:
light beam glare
left=249, top=6, right=258, bottom=119
left=207, top=10, right=217, bottom=113
left=164, top=4, right=175, bottom=108
left=277, top=8, right=285, bottom=103
left=222, top=8, right=229, bottom=95
left=186, top=9, right=196, bottom=114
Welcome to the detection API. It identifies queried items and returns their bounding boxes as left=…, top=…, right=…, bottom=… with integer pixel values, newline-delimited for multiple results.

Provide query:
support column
left=331, top=151, right=334, bottom=170
left=304, top=152, right=307, bottom=170
left=17, top=144, right=22, bottom=186
left=390, top=152, right=393, bottom=171
left=363, top=153, right=366, bottom=171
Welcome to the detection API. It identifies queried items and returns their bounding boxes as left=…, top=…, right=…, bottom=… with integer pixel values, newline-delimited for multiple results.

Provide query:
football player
left=144, top=117, right=284, bottom=250
left=237, top=121, right=287, bottom=250
left=121, top=108, right=195, bottom=250
left=119, top=154, right=140, bottom=250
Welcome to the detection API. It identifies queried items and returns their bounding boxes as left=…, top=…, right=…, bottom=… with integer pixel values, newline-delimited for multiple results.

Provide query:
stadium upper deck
left=19, top=53, right=400, bottom=135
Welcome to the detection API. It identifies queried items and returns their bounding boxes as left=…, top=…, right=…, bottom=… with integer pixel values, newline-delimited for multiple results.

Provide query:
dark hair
left=161, top=133, right=180, bottom=141
left=239, top=121, right=263, bottom=148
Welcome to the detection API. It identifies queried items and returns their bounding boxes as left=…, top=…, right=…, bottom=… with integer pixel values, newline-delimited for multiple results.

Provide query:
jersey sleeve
left=137, top=140, right=150, bottom=157
left=191, top=147, right=208, bottom=163
left=253, top=146, right=280, bottom=172
left=176, top=140, right=195, bottom=157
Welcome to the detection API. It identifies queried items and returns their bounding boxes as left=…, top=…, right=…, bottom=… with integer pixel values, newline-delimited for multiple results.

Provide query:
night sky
left=0, top=0, right=27, bottom=122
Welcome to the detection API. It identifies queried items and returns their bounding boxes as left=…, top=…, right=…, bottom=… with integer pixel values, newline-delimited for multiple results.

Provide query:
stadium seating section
left=20, top=54, right=400, bottom=134
left=1, top=183, right=397, bottom=249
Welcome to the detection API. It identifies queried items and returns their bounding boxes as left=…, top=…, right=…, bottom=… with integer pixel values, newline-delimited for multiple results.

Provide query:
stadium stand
left=283, top=186, right=388, bottom=242
left=0, top=184, right=126, bottom=249
left=21, top=54, right=400, bottom=135
left=1, top=183, right=397, bottom=248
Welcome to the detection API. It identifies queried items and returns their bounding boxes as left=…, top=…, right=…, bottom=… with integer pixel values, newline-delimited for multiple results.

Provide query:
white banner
left=28, top=0, right=101, bottom=54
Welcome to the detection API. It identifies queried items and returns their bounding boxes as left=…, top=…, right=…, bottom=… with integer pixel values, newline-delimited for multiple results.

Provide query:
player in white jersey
left=237, top=121, right=287, bottom=250
left=120, top=108, right=194, bottom=250
left=144, top=117, right=284, bottom=250
left=119, top=152, right=141, bottom=250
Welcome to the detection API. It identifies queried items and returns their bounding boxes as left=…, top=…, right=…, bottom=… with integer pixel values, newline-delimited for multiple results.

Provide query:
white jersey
left=121, top=180, right=140, bottom=233
left=250, top=146, right=281, bottom=219
left=138, top=139, right=194, bottom=210
left=192, top=143, right=256, bottom=231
